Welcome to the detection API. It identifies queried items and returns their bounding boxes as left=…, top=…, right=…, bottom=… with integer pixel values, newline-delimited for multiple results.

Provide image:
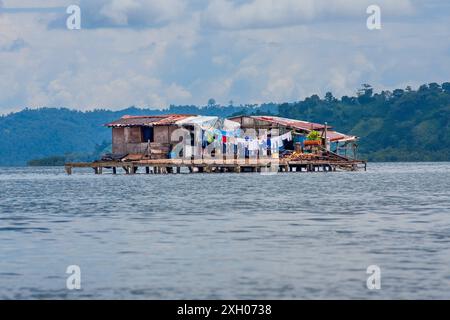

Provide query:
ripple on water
left=0, top=163, right=450, bottom=299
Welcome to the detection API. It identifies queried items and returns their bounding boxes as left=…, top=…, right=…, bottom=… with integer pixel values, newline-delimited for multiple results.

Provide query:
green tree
left=429, top=82, right=441, bottom=92
left=393, top=89, right=404, bottom=98
left=357, top=84, right=374, bottom=104
left=442, top=82, right=450, bottom=93
left=324, top=92, right=336, bottom=103
left=208, top=98, right=216, bottom=107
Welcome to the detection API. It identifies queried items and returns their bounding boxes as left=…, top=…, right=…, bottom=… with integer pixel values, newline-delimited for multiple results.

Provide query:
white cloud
left=165, top=83, right=192, bottom=102
left=0, top=0, right=449, bottom=113
left=0, top=10, right=199, bottom=110
left=38, top=71, right=168, bottom=108
left=79, top=0, right=187, bottom=28
left=2, top=0, right=65, bottom=7
left=202, top=0, right=415, bottom=29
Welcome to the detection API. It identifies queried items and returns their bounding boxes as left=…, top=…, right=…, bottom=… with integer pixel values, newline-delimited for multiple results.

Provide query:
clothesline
left=202, top=129, right=293, bottom=150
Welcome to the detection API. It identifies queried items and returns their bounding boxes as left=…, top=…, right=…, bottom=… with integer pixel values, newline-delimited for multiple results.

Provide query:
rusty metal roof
left=229, top=115, right=357, bottom=142
left=105, top=114, right=194, bottom=127
left=244, top=116, right=328, bottom=131
left=326, top=131, right=358, bottom=142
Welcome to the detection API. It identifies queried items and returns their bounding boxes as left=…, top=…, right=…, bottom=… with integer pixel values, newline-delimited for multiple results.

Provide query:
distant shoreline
left=1, top=82, right=449, bottom=165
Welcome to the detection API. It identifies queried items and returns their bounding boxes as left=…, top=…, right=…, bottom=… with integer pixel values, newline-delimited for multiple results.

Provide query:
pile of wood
left=284, top=151, right=320, bottom=161
left=282, top=148, right=354, bottom=162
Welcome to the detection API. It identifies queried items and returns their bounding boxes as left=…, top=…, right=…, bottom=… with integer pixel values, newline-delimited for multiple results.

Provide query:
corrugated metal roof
left=105, top=114, right=358, bottom=142
left=175, top=116, right=219, bottom=128
left=247, top=116, right=327, bottom=131
left=326, top=131, right=357, bottom=142
left=105, top=114, right=194, bottom=127
left=229, top=115, right=357, bottom=142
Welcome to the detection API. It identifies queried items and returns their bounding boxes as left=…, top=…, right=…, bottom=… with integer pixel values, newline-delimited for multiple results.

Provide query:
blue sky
left=0, top=0, right=449, bottom=113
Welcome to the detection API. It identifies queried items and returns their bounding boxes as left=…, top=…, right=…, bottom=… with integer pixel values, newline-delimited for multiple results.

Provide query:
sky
left=0, top=0, right=449, bottom=113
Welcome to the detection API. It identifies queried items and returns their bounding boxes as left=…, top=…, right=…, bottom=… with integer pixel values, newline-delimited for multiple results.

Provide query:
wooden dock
left=65, top=158, right=367, bottom=175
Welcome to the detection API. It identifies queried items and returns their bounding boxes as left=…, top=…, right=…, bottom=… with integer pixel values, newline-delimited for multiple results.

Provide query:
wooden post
left=65, top=166, right=72, bottom=175
left=112, top=167, right=117, bottom=174
left=146, top=167, right=150, bottom=174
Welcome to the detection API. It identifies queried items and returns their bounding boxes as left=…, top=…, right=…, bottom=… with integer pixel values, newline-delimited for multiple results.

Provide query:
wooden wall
left=112, top=125, right=177, bottom=156
left=154, top=126, right=177, bottom=144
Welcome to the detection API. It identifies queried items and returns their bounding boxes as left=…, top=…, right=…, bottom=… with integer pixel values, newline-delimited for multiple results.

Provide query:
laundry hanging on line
left=280, top=131, right=292, bottom=142
left=202, top=128, right=294, bottom=148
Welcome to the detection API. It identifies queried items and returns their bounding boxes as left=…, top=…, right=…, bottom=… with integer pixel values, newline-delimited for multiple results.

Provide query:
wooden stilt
left=64, top=157, right=367, bottom=176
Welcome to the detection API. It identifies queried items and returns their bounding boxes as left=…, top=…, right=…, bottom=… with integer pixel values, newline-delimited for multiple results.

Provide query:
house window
left=141, top=127, right=154, bottom=142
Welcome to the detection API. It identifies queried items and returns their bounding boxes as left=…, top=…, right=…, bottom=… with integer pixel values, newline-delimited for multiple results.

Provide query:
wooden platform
left=64, top=158, right=367, bottom=175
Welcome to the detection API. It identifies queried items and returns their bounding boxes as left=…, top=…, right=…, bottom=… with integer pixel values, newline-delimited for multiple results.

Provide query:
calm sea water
left=0, top=163, right=449, bottom=299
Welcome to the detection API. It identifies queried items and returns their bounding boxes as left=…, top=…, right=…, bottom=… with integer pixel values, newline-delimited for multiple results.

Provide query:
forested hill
left=277, top=82, right=450, bottom=161
left=0, top=82, right=449, bottom=166
left=0, top=104, right=277, bottom=166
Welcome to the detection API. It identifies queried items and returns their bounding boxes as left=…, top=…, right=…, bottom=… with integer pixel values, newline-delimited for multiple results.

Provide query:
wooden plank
left=65, top=157, right=367, bottom=174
